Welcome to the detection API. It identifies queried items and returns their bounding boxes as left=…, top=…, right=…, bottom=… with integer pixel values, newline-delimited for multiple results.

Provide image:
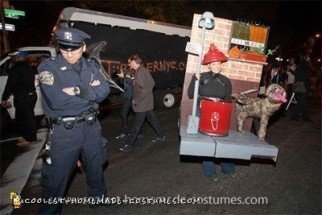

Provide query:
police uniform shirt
left=37, top=55, right=110, bottom=118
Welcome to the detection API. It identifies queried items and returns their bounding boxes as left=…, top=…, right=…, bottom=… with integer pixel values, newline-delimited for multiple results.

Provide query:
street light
left=198, top=12, right=215, bottom=29
left=187, top=11, right=215, bottom=134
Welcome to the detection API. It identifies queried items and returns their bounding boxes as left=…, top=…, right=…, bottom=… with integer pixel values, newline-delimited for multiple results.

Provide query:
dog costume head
left=265, top=84, right=287, bottom=105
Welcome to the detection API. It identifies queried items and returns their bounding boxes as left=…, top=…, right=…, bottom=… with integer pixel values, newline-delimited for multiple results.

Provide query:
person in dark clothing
left=188, top=44, right=235, bottom=183
left=291, top=58, right=313, bottom=122
left=1, top=52, right=38, bottom=147
left=119, top=54, right=165, bottom=152
left=269, top=63, right=288, bottom=120
left=38, top=27, right=110, bottom=214
left=269, top=63, right=287, bottom=87
left=115, top=66, right=144, bottom=141
left=115, top=67, right=135, bottom=140
left=286, top=57, right=297, bottom=100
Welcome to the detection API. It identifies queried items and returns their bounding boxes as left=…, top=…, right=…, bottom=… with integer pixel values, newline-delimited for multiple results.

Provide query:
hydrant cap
left=202, top=44, right=228, bottom=65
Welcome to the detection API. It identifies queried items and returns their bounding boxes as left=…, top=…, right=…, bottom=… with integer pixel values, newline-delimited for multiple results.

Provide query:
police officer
left=37, top=27, right=110, bottom=214
left=1, top=51, right=38, bottom=146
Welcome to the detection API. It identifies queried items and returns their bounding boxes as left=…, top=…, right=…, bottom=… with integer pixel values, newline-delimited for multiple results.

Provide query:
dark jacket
left=270, top=70, right=287, bottom=86
left=132, top=65, right=155, bottom=112
left=2, top=61, right=37, bottom=101
left=188, top=71, right=232, bottom=100
left=294, top=61, right=312, bottom=94
left=123, top=70, right=134, bottom=100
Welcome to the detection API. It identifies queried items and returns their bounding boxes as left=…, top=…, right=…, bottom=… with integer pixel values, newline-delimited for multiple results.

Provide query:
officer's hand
left=62, top=87, right=75, bottom=96
left=90, top=80, right=101, bottom=86
left=1, top=101, right=12, bottom=109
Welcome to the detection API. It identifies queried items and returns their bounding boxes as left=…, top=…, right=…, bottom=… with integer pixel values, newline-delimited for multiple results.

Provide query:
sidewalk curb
left=0, top=130, right=47, bottom=214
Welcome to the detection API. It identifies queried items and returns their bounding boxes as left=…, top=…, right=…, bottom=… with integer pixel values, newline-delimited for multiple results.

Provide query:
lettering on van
left=146, top=61, right=186, bottom=72
left=101, top=60, right=186, bottom=73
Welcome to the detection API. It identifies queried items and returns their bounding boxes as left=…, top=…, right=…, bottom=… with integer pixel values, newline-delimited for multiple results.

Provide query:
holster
left=62, top=119, right=75, bottom=130
left=85, top=115, right=97, bottom=126
left=42, top=131, right=52, bottom=164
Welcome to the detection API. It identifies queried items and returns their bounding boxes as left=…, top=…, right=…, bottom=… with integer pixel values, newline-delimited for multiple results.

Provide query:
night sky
left=5, top=1, right=322, bottom=59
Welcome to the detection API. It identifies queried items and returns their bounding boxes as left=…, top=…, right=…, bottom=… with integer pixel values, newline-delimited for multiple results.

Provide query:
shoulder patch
left=39, top=71, right=54, bottom=85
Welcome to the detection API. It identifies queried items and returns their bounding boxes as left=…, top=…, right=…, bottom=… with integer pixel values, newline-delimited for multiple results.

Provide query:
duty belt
left=49, top=111, right=98, bottom=130
left=50, top=116, right=86, bottom=125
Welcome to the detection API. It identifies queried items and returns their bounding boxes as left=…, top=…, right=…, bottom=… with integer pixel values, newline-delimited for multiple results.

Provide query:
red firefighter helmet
left=202, top=43, right=228, bottom=65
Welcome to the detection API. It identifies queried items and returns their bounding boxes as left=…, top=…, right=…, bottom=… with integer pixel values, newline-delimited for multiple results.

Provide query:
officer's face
left=60, top=45, right=86, bottom=64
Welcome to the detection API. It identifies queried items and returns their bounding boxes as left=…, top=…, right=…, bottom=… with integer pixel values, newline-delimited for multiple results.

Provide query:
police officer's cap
left=54, top=27, right=91, bottom=51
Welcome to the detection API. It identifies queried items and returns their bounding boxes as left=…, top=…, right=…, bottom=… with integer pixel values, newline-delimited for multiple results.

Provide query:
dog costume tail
left=231, top=88, right=259, bottom=105
left=240, top=88, right=258, bottom=95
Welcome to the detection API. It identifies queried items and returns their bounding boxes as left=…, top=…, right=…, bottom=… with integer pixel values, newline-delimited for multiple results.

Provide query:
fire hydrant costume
left=187, top=44, right=236, bottom=182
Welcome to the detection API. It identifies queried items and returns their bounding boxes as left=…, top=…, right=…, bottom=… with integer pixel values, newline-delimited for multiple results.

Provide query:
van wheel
left=154, top=90, right=177, bottom=110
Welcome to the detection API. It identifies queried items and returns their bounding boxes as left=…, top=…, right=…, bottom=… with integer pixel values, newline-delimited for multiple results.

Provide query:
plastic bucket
left=199, top=98, right=232, bottom=136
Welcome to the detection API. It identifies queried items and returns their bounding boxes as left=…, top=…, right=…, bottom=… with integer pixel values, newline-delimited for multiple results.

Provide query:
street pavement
left=4, top=92, right=321, bottom=215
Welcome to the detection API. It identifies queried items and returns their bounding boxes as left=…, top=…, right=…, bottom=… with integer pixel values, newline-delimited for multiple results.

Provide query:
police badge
left=64, top=31, right=73, bottom=40
left=39, top=71, right=54, bottom=85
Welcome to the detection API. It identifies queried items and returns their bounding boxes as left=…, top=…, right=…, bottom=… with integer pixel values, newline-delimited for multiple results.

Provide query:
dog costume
left=232, top=84, right=287, bottom=141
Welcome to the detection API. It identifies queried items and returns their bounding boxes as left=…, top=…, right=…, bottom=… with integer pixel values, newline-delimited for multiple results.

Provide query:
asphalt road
left=11, top=92, right=322, bottom=215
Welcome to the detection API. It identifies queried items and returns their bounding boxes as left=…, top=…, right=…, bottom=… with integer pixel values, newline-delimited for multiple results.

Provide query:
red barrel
left=199, top=98, right=232, bottom=136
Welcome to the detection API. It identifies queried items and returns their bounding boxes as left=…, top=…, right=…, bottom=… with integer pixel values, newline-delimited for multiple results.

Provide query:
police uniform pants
left=39, top=120, right=107, bottom=215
